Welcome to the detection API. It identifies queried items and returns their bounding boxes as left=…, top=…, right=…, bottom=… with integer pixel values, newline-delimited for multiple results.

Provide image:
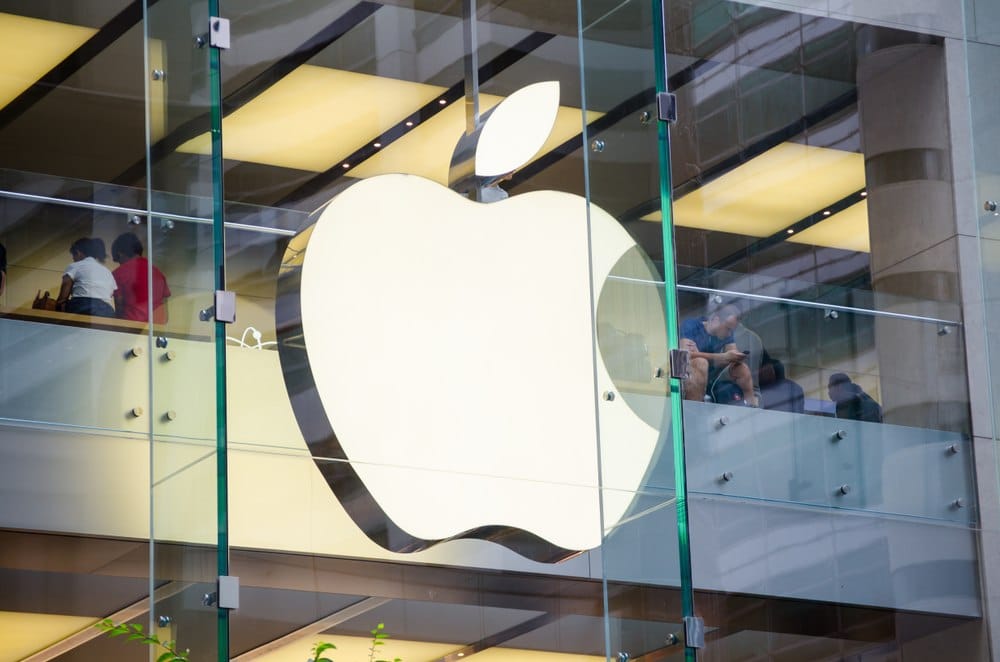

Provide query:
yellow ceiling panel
left=671, top=142, right=864, bottom=236
left=177, top=65, right=597, bottom=181
left=467, top=648, right=604, bottom=661
left=177, top=66, right=447, bottom=172
left=240, top=632, right=605, bottom=662
left=0, top=610, right=97, bottom=660
left=350, top=95, right=600, bottom=185
left=0, top=13, right=97, bottom=110
left=246, top=634, right=456, bottom=661
left=643, top=142, right=865, bottom=237
left=788, top=199, right=870, bottom=252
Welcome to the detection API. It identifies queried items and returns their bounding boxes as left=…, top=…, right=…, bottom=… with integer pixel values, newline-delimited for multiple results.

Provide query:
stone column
left=856, top=29, right=970, bottom=434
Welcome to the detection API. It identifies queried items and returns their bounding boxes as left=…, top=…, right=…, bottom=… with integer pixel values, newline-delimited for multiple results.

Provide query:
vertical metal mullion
left=462, top=0, right=480, bottom=135
left=651, top=0, right=698, bottom=659
left=207, top=2, right=230, bottom=660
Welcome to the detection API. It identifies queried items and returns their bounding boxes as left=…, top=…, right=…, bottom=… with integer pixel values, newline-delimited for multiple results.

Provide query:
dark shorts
left=65, top=297, right=115, bottom=318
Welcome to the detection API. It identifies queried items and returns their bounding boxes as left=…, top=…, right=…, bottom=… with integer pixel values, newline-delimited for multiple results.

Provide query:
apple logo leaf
left=474, top=81, right=560, bottom=179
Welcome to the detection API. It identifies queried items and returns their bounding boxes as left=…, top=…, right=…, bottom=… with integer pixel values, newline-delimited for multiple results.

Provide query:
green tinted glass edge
left=651, top=1, right=696, bottom=659
left=208, top=1, right=230, bottom=659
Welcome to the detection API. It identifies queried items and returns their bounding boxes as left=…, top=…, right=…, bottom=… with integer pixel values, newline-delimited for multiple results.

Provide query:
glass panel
left=145, top=0, right=221, bottom=657
left=0, top=0, right=161, bottom=654
left=666, top=0, right=985, bottom=656
left=0, top=186, right=157, bottom=660
left=579, top=0, right=689, bottom=658
left=216, top=1, right=633, bottom=660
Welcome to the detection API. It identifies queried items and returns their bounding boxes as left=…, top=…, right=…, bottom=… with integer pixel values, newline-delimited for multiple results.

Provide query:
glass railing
left=603, top=272, right=975, bottom=524
left=1, top=190, right=976, bottom=524
left=674, top=284, right=968, bottom=434
left=0, top=175, right=308, bottom=560
left=682, top=403, right=974, bottom=523
left=677, top=291, right=974, bottom=524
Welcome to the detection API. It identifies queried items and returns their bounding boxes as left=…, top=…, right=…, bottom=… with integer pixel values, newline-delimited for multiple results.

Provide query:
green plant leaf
left=313, top=640, right=337, bottom=662
left=157, top=652, right=176, bottom=662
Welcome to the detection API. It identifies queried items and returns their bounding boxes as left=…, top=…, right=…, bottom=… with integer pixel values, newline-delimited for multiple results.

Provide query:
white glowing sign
left=284, top=82, right=662, bottom=559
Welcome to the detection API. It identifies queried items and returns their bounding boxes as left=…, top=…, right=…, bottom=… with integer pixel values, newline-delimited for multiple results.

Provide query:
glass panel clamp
left=200, top=291, right=237, bottom=323
left=669, top=348, right=690, bottom=379
left=204, top=576, right=240, bottom=610
left=684, top=616, right=705, bottom=648
left=209, top=17, right=231, bottom=49
left=657, top=92, right=677, bottom=123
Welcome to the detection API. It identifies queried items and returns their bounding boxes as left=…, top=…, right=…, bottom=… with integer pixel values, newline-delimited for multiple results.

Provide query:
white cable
left=227, top=326, right=272, bottom=350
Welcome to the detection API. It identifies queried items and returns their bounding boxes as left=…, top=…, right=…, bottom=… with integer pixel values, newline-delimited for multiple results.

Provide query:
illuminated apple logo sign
left=277, top=82, right=667, bottom=563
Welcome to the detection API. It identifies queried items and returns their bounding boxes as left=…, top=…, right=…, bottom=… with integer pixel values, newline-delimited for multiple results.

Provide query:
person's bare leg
left=729, top=362, right=757, bottom=406
left=684, top=357, right=709, bottom=401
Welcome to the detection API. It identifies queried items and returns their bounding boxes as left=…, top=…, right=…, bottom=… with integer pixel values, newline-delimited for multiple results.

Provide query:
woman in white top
left=56, top=237, right=117, bottom=318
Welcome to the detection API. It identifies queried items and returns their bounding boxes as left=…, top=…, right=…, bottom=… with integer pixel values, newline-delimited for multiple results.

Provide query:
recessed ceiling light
left=405, top=120, right=414, bottom=127
left=373, top=142, right=381, bottom=148
left=439, top=99, right=447, bottom=105
left=860, top=190, right=867, bottom=197
left=788, top=199, right=870, bottom=252
left=786, top=228, right=794, bottom=234
left=342, top=163, right=350, bottom=168
left=822, top=210, right=831, bottom=216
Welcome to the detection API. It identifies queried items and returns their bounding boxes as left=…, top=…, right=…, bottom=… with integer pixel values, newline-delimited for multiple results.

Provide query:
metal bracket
left=211, top=290, right=236, bottom=324
left=209, top=17, right=231, bottom=49
left=669, top=348, right=690, bottom=380
left=683, top=616, right=705, bottom=648
left=218, top=575, right=240, bottom=610
left=657, top=92, right=677, bottom=123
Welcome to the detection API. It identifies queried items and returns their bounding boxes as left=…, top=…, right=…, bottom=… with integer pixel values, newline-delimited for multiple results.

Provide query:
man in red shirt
left=110, top=232, right=171, bottom=324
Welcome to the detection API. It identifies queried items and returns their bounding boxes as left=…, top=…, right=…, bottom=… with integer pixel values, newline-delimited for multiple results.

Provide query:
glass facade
left=1, top=1, right=998, bottom=660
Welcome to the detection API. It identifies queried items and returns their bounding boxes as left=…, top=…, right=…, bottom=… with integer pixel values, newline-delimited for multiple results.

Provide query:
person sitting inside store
left=679, top=303, right=758, bottom=406
left=759, top=352, right=805, bottom=413
left=827, top=372, right=883, bottom=423
left=55, top=237, right=117, bottom=318
left=111, top=232, right=171, bottom=324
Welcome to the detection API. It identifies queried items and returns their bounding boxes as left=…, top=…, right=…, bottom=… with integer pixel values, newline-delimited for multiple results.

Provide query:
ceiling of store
left=0, top=0, right=869, bottom=250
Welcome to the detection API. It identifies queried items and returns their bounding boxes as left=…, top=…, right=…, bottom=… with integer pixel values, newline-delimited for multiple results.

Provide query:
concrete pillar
left=856, top=30, right=970, bottom=434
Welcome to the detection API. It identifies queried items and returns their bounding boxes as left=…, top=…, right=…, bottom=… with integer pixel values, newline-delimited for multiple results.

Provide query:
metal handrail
left=609, top=276, right=962, bottom=327
left=0, top=189, right=298, bottom=237
left=1, top=187, right=964, bottom=327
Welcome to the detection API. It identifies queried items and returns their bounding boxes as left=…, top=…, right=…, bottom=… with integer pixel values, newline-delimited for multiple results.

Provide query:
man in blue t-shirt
left=679, top=304, right=757, bottom=406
